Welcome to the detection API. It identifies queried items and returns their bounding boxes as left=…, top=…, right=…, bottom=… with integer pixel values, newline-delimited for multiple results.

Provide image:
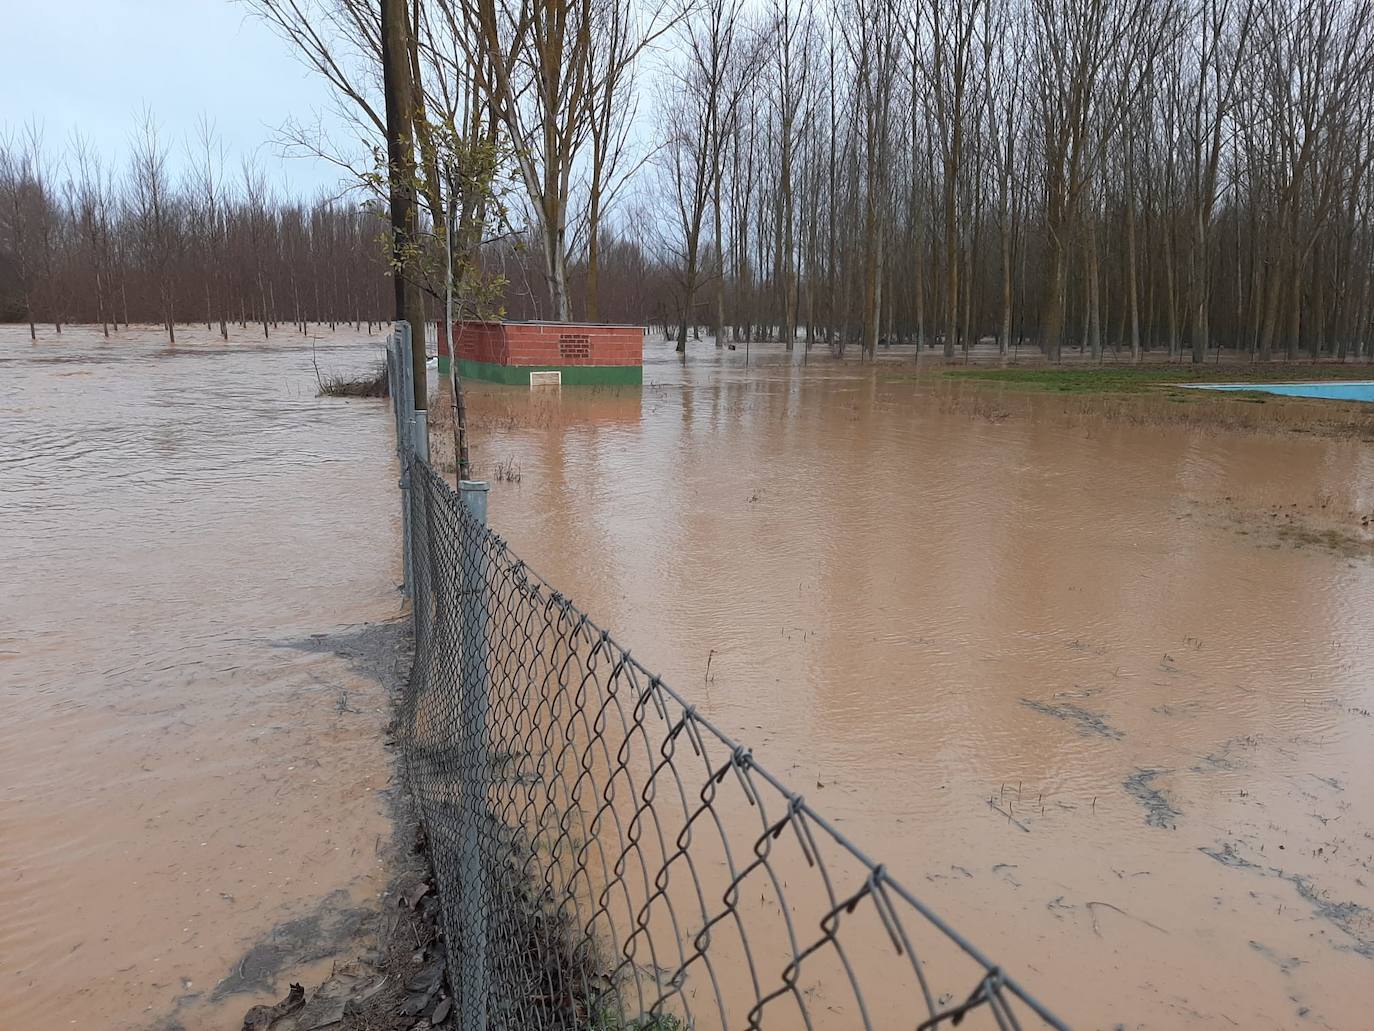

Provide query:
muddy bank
left=219, top=810, right=452, bottom=1031
left=153, top=811, right=448, bottom=1031
left=140, top=619, right=416, bottom=1031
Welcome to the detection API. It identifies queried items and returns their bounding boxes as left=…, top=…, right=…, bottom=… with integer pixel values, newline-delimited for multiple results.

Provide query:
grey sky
left=0, top=1, right=358, bottom=196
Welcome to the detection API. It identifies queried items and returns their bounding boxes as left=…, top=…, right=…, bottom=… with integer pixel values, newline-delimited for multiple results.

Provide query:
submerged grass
left=930, top=364, right=1374, bottom=440
left=319, top=362, right=390, bottom=398
left=942, top=363, right=1374, bottom=394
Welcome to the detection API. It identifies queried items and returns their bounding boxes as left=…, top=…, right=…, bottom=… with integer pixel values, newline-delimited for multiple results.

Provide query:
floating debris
left=1199, top=840, right=1260, bottom=870
left=1020, top=699, right=1124, bottom=740
left=1202, top=840, right=1374, bottom=958
left=1124, top=769, right=1181, bottom=829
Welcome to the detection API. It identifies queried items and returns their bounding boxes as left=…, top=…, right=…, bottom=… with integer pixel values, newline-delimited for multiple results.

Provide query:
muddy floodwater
left=4, top=326, right=1373, bottom=1030
left=450, top=345, right=1374, bottom=1030
left=1, top=325, right=402, bottom=1029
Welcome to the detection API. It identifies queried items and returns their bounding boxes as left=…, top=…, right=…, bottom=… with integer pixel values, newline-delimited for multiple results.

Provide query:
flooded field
left=446, top=341, right=1374, bottom=1029
left=0, top=325, right=402, bottom=1028
left=4, top=325, right=1373, bottom=1029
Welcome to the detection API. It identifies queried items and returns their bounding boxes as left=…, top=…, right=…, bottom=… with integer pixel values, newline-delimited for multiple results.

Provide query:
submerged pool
left=1188, top=381, right=1374, bottom=402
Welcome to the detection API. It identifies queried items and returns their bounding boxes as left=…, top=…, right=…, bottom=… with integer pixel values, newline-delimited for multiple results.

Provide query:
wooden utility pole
left=381, top=0, right=427, bottom=410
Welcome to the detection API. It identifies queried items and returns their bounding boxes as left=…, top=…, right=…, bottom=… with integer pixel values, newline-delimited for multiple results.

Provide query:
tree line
left=247, top=0, right=1374, bottom=362
left=650, top=0, right=1374, bottom=360
left=8, top=0, right=1374, bottom=365
left=0, top=118, right=393, bottom=339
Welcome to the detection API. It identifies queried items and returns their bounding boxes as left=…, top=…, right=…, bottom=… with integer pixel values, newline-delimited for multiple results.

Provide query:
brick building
left=437, top=321, right=644, bottom=385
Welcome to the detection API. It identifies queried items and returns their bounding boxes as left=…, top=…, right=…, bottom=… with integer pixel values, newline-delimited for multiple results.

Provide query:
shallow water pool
left=1189, top=380, right=1374, bottom=401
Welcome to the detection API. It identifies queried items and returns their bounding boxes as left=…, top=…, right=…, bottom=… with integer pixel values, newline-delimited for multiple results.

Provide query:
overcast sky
left=0, top=1, right=359, bottom=196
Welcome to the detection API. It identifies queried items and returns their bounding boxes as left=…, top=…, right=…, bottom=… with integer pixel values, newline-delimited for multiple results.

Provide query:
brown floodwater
left=0, top=325, right=402, bottom=1029
left=443, top=341, right=1374, bottom=1030
left=5, top=326, right=1373, bottom=1030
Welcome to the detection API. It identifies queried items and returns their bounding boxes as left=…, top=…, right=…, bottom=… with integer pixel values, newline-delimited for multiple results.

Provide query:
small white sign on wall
left=529, top=371, right=562, bottom=388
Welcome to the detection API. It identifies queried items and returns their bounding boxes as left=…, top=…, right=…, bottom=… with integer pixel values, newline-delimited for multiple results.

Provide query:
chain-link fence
left=387, top=326, right=1067, bottom=1031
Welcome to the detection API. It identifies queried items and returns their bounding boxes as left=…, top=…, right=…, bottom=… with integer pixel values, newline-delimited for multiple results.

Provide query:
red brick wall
left=453, top=322, right=508, bottom=365
left=453, top=322, right=642, bottom=367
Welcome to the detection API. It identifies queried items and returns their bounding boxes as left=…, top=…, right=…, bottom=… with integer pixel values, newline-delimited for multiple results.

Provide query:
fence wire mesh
left=390, top=326, right=1066, bottom=1031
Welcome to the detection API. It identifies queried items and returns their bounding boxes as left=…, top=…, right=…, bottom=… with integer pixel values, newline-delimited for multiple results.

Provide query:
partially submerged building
left=438, top=321, right=644, bottom=385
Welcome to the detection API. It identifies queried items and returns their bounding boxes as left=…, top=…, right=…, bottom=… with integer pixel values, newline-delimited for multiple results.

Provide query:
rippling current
left=1, top=325, right=401, bottom=1029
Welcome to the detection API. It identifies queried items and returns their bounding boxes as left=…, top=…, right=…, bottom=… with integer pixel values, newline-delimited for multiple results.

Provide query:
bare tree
left=1029, top=0, right=1180, bottom=361
left=12, top=0, right=1374, bottom=366
left=1178, top=0, right=1256, bottom=362
left=911, top=0, right=985, bottom=358
left=658, top=0, right=747, bottom=353
left=66, top=131, right=116, bottom=337
left=128, top=112, right=180, bottom=342
left=0, top=130, right=39, bottom=338
left=765, top=0, right=813, bottom=347
left=839, top=0, right=899, bottom=358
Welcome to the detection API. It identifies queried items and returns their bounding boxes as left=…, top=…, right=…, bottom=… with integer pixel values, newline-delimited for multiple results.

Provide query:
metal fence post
left=458, top=478, right=490, bottom=1031
left=392, top=338, right=405, bottom=457
left=396, top=322, right=415, bottom=597
left=413, top=407, right=429, bottom=465
left=388, top=329, right=400, bottom=453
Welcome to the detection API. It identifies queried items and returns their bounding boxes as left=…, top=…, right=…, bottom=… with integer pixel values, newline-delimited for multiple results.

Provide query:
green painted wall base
left=438, top=355, right=451, bottom=376
left=456, top=358, right=642, bottom=386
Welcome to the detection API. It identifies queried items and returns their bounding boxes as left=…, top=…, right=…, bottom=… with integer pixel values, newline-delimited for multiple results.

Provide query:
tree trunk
left=586, top=146, right=603, bottom=322
left=586, top=217, right=600, bottom=322
left=914, top=240, right=926, bottom=355
left=1086, top=219, right=1102, bottom=361
left=381, top=0, right=427, bottom=406
left=1041, top=234, right=1066, bottom=363
left=1164, top=223, right=1179, bottom=359
left=863, top=186, right=881, bottom=361
left=1126, top=190, right=1141, bottom=362
left=781, top=135, right=796, bottom=351
left=714, top=182, right=725, bottom=347
left=1190, top=210, right=1208, bottom=364
left=1310, top=246, right=1323, bottom=361
left=942, top=179, right=958, bottom=359
left=97, top=270, right=109, bottom=339
left=998, top=237, right=1012, bottom=358
left=677, top=241, right=699, bottom=355
left=1286, top=263, right=1301, bottom=361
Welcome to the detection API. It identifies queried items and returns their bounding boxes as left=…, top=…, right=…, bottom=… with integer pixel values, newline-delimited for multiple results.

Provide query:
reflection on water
left=0, top=325, right=401, bottom=1028
left=455, top=341, right=1374, bottom=1029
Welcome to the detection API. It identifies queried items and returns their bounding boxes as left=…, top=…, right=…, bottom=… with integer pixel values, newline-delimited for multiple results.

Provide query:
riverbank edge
left=145, top=618, right=459, bottom=1031
left=254, top=619, right=458, bottom=1031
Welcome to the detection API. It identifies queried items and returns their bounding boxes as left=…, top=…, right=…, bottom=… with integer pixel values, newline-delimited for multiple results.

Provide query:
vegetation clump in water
left=1021, top=698, right=1124, bottom=739
left=1123, top=769, right=1182, bottom=830
left=319, top=363, right=390, bottom=398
